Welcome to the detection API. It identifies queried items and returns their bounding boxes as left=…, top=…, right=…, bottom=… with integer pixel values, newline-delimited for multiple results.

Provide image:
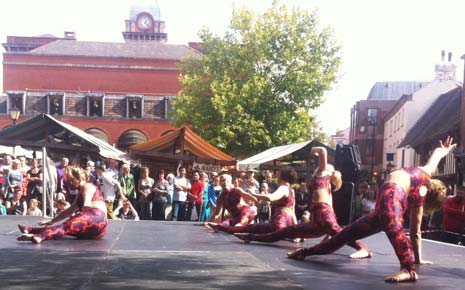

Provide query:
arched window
left=118, top=129, right=148, bottom=151
left=85, top=128, right=109, bottom=143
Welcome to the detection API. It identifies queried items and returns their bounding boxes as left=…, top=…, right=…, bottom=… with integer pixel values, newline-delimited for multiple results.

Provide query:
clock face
left=137, top=14, right=153, bottom=31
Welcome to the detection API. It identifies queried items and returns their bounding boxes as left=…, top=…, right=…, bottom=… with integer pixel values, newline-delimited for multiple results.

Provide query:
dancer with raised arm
left=17, top=167, right=108, bottom=244
left=206, top=167, right=297, bottom=234
left=204, top=174, right=257, bottom=228
left=287, top=137, right=454, bottom=283
left=234, top=147, right=370, bottom=259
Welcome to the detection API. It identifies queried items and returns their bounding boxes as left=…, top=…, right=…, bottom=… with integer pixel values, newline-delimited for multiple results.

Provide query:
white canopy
left=237, top=140, right=311, bottom=171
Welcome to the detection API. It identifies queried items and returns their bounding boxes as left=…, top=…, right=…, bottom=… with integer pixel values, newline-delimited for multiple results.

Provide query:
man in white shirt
left=95, top=164, right=123, bottom=220
left=172, top=167, right=191, bottom=221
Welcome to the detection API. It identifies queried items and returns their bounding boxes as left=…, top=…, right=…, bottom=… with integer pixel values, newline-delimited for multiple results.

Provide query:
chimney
left=442, top=50, right=445, bottom=62
left=64, top=31, right=76, bottom=40
left=448, top=52, right=452, bottom=62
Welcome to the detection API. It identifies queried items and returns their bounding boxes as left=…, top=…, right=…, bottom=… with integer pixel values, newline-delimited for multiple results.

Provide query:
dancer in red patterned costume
left=204, top=174, right=257, bottom=228
left=287, top=137, right=454, bottom=283
left=234, top=147, right=370, bottom=259
left=17, top=166, right=108, bottom=244
left=206, top=167, right=298, bottom=234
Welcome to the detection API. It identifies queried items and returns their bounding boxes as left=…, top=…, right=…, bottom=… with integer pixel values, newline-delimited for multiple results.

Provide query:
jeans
left=172, top=200, right=186, bottom=221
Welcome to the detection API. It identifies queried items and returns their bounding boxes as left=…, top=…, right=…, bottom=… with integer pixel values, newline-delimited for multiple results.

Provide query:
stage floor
left=1, top=216, right=464, bottom=290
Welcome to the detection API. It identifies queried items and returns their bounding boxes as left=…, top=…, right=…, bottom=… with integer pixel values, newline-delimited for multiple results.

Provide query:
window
left=47, top=93, right=65, bottom=116
left=7, top=92, right=24, bottom=115
left=126, top=95, right=144, bottom=119
left=87, top=94, right=104, bottom=117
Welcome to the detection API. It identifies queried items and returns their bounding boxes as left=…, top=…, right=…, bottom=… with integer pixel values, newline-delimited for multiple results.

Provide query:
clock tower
left=122, top=0, right=167, bottom=43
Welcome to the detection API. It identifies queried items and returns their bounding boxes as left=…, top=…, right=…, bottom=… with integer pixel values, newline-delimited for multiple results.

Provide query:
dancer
left=206, top=167, right=297, bottom=234
left=17, top=166, right=108, bottom=244
left=287, top=137, right=454, bottom=283
left=205, top=174, right=257, bottom=227
left=234, top=147, right=370, bottom=259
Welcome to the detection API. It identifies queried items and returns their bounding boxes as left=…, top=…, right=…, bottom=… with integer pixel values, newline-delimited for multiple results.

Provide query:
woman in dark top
left=26, top=159, right=42, bottom=203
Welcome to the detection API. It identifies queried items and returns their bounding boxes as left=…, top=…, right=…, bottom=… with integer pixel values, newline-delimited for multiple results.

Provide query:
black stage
left=1, top=216, right=464, bottom=290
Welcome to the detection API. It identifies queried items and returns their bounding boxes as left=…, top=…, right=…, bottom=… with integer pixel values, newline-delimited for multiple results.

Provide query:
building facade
left=1, top=1, right=198, bottom=151
left=349, top=81, right=428, bottom=183
left=383, top=51, right=459, bottom=171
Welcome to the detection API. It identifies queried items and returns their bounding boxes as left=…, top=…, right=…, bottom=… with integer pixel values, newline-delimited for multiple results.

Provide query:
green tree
left=172, top=0, right=341, bottom=158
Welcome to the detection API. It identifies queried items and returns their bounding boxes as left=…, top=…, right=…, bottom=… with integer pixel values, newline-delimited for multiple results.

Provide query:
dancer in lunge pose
left=206, top=168, right=297, bottom=234
left=234, top=147, right=371, bottom=259
left=17, top=167, right=108, bottom=244
left=287, top=137, right=454, bottom=283
left=204, top=174, right=257, bottom=228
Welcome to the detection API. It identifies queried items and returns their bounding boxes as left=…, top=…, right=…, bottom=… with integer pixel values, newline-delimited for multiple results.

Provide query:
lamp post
left=9, top=107, right=21, bottom=125
left=368, top=115, right=377, bottom=185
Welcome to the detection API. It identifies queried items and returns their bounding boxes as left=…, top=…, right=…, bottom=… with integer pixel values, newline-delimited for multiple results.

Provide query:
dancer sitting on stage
left=204, top=174, right=257, bottom=228
left=17, top=166, right=108, bottom=244
left=206, top=167, right=297, bottom=234
left=287, top=137, right=454, bottom=283
left=234, top=147, right=371, bottom=259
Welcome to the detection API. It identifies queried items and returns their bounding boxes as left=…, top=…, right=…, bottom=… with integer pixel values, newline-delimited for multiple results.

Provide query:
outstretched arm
left=311, top=147, right=327, bottom=174
left=420, top=136, right=456, bottom=176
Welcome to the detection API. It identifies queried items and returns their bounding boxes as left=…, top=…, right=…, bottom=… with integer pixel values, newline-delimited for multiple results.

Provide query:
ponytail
left=330, top=170, right=342, bottom=191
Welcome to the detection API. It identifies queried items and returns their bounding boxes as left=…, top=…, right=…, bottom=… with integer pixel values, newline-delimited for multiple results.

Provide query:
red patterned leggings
left=302, top=183, right=415, bottom=273
left=217, top=209, right=295, bottom=234
left=220, top=205, right=256, bottom=227
left=244, top=202, right=368, bottom=251
left=26, top=207, right=108, bottom=241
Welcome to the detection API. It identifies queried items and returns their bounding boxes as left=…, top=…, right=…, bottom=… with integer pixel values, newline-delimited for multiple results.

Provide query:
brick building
left=1, top=2, right=199, bottom=151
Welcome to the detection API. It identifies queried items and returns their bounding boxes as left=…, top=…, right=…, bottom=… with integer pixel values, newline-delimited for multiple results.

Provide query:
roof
left=0, top=114, right=128, bottom=161
left=26, top=40, right=199, bottom=60
left=237, top=140, right=334, bottom=170
left=129, top=127, right=236, bottom=165
left=367, top=81, right=429, bottom=100
left=399, top=86, right=462, bottom=148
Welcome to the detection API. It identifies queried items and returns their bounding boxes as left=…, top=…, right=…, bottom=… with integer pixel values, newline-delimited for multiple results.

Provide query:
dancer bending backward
left=207, top=167, right=297, bottom=234
left=17, top=167, right=108, bottom=244
left=288, top=137, right=455, bottom=283
left=234, top=147, right=370, bottom=259
left=205, top=174, right=257, bottom=228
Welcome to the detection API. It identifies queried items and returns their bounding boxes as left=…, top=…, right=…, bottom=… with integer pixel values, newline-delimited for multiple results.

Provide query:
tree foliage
left=172, top=0, right=341, bottom=158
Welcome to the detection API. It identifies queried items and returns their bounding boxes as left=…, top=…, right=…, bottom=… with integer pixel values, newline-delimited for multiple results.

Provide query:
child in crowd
left=27, top=198, right=42, bottom=216
left=0, top=196, right=6, bottom=215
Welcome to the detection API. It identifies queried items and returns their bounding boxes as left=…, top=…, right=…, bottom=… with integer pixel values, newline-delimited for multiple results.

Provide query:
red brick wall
left=3, top=54, right=181, bottom=95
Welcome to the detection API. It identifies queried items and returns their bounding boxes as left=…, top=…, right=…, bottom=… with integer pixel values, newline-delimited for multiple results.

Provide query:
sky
left=1, top=0, right=465, bottom=136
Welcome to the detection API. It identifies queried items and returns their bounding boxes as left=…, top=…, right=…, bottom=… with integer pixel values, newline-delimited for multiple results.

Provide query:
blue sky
left=1, top=0, right=464, bottom=135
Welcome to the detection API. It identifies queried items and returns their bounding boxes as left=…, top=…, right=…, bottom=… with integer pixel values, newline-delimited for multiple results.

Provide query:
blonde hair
left=29, top=198, right=38, bottom=208
left=65, top=166, right=89, bottom=182
left=326, top=164, right=342, bottom=191
left=424, top=179, right=447, bottom=214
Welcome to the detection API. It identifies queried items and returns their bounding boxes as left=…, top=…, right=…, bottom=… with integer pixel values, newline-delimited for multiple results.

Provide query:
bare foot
left=287, top=248, right=306, bottom=260
left=234, top=233, right=251, bottom=243
left=385, top=270, right=418, bottom=282
left=17, top=224, right=29, bottom=234
left=204, top=222, right=219, bottom=232
left=349, top=249, right=372, bottom=259
left=17, top=234, right=42, bottom=244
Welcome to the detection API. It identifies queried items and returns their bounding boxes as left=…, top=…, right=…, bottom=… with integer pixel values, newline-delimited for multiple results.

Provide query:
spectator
left=295, top=182, right=311, bottom=222
left=256, top=182, right=271, bottom=224
left=353, top=181, right=370, bottom=221
left=115, top=199, right=139, bottom=220
left=199, top=172, right=211, bottom=222
left=95, top=164, right=123, bottom=220
left=26, top=159, right=43, bottom=203
left=0, top=195, right=6, bottom=215
left=86, top=160, right=98, bottom=185
left=27, top=198, right=42, bottom=216
left=152, top=169, right=169, bottom=220
left=443, top=188, right=465, bottom=234
left=206, top=173, right=222, bottom=220
left=106, top=159, right=119, bottom=179
left=265, top=170, right=278, bottom=193
left=6, top=186, right=27, bottom=216
left=1, top=154, right=13, bottom=199
left=119, top=163, right=136, bottom=208
left=165, top=173, right=175, bottom=220
left=56, top=157, right=69, bottom=196
left=187, top=171, right=205, bottom=221
left=172, top=167, right=191, bottom=221
left=6, top=159, right=23, bottom=200
left=361, top=189, right=377, bottom=215
left=137, top=167, right=154, bottom=220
